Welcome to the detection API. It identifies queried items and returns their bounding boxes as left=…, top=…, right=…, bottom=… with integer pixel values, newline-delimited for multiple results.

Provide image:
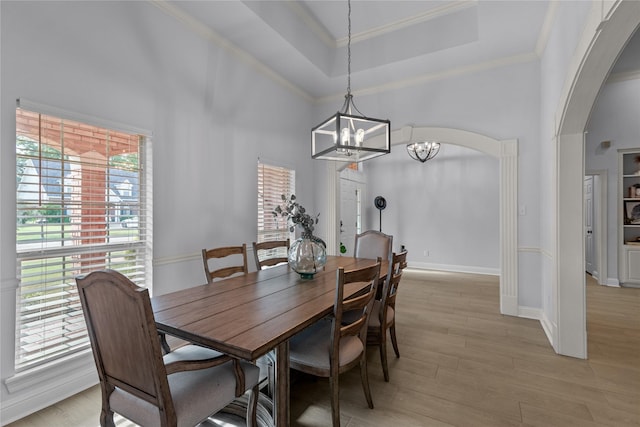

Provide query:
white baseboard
left=501, top=295, right=518, bottom=317
left=1, top=369, right=98, bottom=425
left=540, top=311, right=558, bottom=351
left=518, top=306, right=542, bottom=320
left=2, top=350, right=98, bottom=424
left=606, top=278, right=620, bottom=287
left=407, top=261, right=499, bottom=276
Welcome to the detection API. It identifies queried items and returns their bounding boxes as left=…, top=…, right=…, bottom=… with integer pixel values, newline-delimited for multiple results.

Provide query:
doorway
left=584, top=176, right=595, bottom=276
left=339, top=175, right=364, bottom=257
left=585, top=171, right=608, bottom=286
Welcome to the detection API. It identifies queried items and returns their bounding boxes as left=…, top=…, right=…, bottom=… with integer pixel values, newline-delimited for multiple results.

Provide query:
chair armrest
left=233, top=359, right=245, bottom=397
left=164, top=345, right=250, bottom=397
left=165, top=354, right=232, bottom=375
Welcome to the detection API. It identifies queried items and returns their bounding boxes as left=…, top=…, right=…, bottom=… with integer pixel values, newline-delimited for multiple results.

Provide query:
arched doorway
left=392, top=126, right=518, bottom=316
left=325, top=126, right=518, bottom=316
left=556, top=2, right=640, bottom=358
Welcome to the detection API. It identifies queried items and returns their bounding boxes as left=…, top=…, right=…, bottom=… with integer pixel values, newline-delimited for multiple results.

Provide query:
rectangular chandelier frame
left=312, top=112, right=390, bottom=162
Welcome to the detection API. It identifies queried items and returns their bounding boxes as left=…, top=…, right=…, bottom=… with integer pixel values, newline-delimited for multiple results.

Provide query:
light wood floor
left=7, top=271, right=639, bottom=427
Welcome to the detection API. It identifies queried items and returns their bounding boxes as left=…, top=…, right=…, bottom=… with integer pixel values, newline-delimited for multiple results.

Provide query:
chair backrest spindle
left=202, top=244, right=248, bottom=282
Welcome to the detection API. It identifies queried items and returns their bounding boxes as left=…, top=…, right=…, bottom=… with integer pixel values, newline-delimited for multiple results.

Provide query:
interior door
left=340, top=178, right=362, bottom=257
left=584, top=176, right=594, bottom=275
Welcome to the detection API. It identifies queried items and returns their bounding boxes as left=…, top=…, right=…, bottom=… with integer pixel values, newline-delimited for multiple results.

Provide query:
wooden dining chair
left=76, top=269, right=260, bottom=427
left=289, top=260, right=381, bottom=427
left=202, top=244, right=248, bottom=283
left=252, top=239, right=290, bottom=270
left=368, top=250, right=408, bottom=382
left=354, top=229, right=393, bottom=295
left=354, top=230, right=393, bottom=262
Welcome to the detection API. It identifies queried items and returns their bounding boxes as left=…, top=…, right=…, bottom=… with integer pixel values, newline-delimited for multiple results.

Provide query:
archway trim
left=555, top=1, right=640, bottom=359
left=391, top=126, right=519, bottom=316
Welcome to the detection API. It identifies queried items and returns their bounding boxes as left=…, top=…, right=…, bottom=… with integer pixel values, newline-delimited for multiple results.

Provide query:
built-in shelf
left=619, top=148, right=640, bottom=286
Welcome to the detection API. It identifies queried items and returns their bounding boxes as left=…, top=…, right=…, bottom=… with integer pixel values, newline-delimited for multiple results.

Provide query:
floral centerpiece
left=273, top=194, right=326, bottom=278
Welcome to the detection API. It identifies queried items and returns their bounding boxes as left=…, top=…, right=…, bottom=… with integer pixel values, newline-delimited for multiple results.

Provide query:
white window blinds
left=257, top=162, right=295, bottom=244
left=15, top=107, right=151, bottom=371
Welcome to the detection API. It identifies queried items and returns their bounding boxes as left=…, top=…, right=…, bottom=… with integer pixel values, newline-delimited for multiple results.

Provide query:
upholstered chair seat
left=76, top=269, right=260, bottom=427
left=289, top=319, right=364, bottom=371
left=110, top=345, right=260, bottom=427
left=288, top=261, right=381, bottom=427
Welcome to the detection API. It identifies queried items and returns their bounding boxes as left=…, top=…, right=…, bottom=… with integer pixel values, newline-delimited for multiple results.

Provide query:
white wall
left=0, top=1, right=313, bottom=423
left=365, top=143, right=499, bottom=274
left=585, top=78, right=640, bottom=282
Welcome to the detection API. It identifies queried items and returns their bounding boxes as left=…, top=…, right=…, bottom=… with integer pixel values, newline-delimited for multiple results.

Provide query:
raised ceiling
left=160, top=1, right=638, bottom=101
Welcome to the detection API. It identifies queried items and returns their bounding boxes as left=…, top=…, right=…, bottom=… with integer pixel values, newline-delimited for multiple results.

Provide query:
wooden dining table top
left=151, top=255, right=386, bottom=361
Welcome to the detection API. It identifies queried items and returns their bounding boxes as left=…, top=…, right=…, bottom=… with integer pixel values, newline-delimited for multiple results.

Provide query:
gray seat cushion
left=289, top=318, right=364, bottom=371
left=367, top=300, right=394, bottom=328
left=342, top=300, right=394, bottom=328
left=110, top=344, right=260, bottom=427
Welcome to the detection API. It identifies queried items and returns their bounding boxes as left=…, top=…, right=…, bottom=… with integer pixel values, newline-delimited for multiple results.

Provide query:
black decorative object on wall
left=374, top=196, right=386, bottom=231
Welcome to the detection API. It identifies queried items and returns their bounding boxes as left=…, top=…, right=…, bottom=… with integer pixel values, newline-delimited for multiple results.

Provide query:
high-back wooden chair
left=76, top=269, right=260, bottom=427
left=288, top=260, right=381, bottom=427
left=393, top=249, right=408, bottom=274
left=202, top=244, right=248, bottom=283
left=368, top=250, right=408, bottom=381
left=252, top=239, right=290, bottom=271
left=354, top=230, right=393, bottom=262
left=354, top=230, right=393, bottom=295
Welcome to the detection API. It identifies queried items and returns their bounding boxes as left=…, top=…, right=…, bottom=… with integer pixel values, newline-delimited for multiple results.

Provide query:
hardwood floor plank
left=520, top=402, right=602, bottom=427
left=8, top=270, right=639, bottom=427
left=392, top=389, right=522, bottom=427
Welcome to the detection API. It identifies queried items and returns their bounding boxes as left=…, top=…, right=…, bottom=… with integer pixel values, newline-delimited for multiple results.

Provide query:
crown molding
left=150, top=0, right=314, bottom=102
left=283, top=1, right=336, bottom=48
left=535, top=1, right=559, bottom=57
left=151, top=0, right=542, bottom=105
left=317, top=52, right=539, bottom=103
left=336, top=1, right=477, bottom=47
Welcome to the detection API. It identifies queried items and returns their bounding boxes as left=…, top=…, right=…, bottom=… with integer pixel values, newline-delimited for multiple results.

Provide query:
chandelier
left=406, top=141, right=440, bottom=163
left=311, top=0, right=390, bottom=162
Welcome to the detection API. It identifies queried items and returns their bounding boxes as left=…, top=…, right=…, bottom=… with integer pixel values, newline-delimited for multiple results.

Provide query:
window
left=257, top=162, right=294, bottom=245
left=15, top=105, right=151, bottom=371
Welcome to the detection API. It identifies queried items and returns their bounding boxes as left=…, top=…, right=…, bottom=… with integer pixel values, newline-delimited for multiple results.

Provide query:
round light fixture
left=406, top=141, right=440, bottom=163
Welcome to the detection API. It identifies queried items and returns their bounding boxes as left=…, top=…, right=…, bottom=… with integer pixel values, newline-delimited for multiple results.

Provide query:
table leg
left=274, top=340, right=289, bottom=427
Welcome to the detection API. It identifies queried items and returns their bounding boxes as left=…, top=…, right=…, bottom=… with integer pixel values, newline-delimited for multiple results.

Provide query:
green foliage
left=273, top=194, right=320, bottom=235
left=109, top=153, right=139, bottom=170
left=38, top=205, right=70, bottom=223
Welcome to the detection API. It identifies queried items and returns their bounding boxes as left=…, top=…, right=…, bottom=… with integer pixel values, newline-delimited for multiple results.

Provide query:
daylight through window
left=15, top=107, right=151, bottom=371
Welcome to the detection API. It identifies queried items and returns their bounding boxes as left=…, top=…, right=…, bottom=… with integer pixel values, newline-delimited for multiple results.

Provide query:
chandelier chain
left=347, top=0, right=351, bottom=96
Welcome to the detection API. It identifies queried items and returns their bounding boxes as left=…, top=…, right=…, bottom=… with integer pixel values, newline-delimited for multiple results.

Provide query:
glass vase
left=288, top=234, right=327, bottom=279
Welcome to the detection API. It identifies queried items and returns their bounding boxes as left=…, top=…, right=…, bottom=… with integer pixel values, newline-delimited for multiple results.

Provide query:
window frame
left=13, top=99, right=153, bottom=373
left=257, top=161, right=295, bottom=245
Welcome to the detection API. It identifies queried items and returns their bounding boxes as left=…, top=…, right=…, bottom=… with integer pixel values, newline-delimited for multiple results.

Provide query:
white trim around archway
left=393, top=127, right=519, bottom=316
left=325, top=126, right=519, bottom=317
left=555, top=1, right=640, bottom=358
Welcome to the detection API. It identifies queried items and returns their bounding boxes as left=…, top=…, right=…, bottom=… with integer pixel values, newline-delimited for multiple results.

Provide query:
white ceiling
left=162, top=0, right=639, bottom=101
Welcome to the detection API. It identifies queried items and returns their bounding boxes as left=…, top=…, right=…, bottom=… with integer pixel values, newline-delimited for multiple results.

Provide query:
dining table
left=151, top=255, right=386, bottom=427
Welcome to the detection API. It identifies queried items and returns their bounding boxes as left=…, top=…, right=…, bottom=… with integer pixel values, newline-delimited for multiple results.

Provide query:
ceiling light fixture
left=406, top=141, right=440, bottom=163
left=311, top=0, right=390, bottom=162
